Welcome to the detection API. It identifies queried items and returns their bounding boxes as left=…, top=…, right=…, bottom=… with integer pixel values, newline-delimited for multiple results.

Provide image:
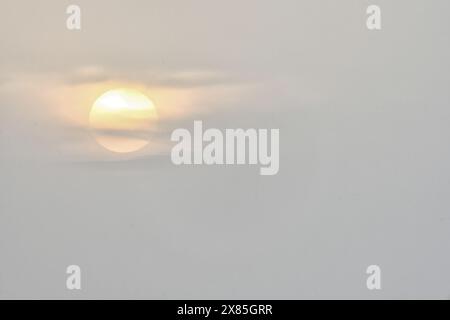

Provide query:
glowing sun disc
left=89, top=89, right=158, bottom=153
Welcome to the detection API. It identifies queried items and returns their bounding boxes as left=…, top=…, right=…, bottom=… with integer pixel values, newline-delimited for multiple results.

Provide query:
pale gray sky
left=1, top=0, right=450, bottom=299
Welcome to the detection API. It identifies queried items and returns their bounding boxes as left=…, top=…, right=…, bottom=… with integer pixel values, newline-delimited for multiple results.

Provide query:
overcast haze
left=1, top=0, right=450, bottom=299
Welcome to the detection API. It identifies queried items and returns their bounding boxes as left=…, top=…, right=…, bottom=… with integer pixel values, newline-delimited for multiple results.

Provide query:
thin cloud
left=64, top=66, right=238, bottom=88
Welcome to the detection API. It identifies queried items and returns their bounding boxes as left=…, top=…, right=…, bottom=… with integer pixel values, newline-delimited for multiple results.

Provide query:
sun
left=89, top=88, right=158, bottom=153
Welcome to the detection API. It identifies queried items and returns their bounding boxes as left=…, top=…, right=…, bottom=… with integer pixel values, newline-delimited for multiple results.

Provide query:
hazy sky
left=1, top=0, right=450, bottom=299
